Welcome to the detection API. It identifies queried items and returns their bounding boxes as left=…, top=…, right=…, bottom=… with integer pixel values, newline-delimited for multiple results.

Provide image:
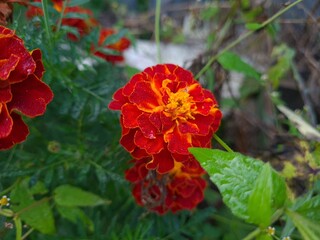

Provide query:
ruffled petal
left=122, top=103, right=141, bottom=128
left=30, top=49, right=45, bottom=79
left=0, top=54, right=20, bottom=80
left=134, top=130, right=164, bottom=155
left=8, top=75, right=54, bottom=117
left=0, top=35, right=36, bottom=84
left=129, top=81, right=161, bottom=111
left=167, top=127, right=192, bottom=155
left=0, top=112, right=29, bottom=150
left=146, top=149, right=174, bottom=174
left=108, top=87, right=128, bottom=110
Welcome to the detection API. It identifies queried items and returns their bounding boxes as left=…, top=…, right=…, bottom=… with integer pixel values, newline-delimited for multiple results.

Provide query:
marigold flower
left=0, top=26, right=53, bottom=150
left=60, top=5, right=98, bottom=41
left=125, top=156, right=206, bottom=214
left=92, top=28, right=131, bottom=63
left=109, top=64, right=222, bottom=173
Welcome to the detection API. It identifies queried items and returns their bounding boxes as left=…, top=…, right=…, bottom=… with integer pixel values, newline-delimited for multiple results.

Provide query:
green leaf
left=247, top=163, right=287, bottom=227
left=54, top=184, right=109, bottom=207
left=56, top=205, right=94, bottom=232
left=295, top=195, right=320, bottom=222
left=189, top=148, right=287, bottom=225
left=247, top=164, right=273, bottom=226
left=245, top=23, right=262, bottom=31
left=217, top=51, right=261, bottom=80
left=189, top=148, right=264, bottom=220
left=286, top=210, right=320, bottom=240
left=267, top=44, right=295, bottom=89
left=10, top=178, right=55, bottom=234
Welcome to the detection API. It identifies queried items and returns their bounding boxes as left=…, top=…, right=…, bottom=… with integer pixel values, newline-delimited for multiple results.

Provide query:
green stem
left=21, top=228, right=34, bottom=240
left=155, top=0, right=162, bottom=63
left=56, top=0, right=67, bottom=33
left=41, top=0, right=52, bottom=47
left=242, top=227, right=261, bottom=240
left=14, top=217, right=22, bottom=240
left=213, top=134, right=234, bottom=153
left=195, top=0, right=303, bottom=79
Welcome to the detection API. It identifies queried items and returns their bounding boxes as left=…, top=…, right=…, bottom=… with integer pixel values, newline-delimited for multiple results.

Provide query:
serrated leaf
left=56, top=205, right=94, bottom=232
left=248, top=163, right=287, bottom=227
left=189, top=148, right=264, bottom=220
left=54, top=184, right=109, bottom=207
left=286, top=210, right=320, bottom=240
left=217, top=51, right=261, bottom=80
left=190, top=148, right=287, bottom=225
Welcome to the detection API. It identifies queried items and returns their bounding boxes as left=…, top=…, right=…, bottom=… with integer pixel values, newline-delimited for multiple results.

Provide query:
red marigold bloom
left=92, top=28, right=131, bottom=63
left=0, top=26, right=53, bottom=150
left=60, top=5, right=98, bottom=41
left=125, top=156, right=206, bottom=214
left=26, top=0, right=98, bottom=41
left=109, top=64, right=222, bottom=173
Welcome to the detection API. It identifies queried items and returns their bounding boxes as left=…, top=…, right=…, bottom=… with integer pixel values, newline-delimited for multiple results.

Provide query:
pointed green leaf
left=189, top=148, right=287, bottom=224
left=54, top=185, right=110, bottom=207
left=248, top=163, right=273, bottom=226
left=217, top=51, right=261, bottom=80
left=286, top=210, right=320, bottom=240
left=189, top=148, right=264, bottom=220
left=248, top=163, right=287, bottom=227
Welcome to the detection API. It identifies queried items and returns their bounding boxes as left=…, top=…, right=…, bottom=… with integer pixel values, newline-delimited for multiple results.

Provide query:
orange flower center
left=164, top=90, right=195, bottom=120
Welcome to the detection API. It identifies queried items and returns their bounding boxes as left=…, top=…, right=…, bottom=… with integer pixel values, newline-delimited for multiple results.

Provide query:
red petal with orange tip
left=0, top=54, right=20, bottom=80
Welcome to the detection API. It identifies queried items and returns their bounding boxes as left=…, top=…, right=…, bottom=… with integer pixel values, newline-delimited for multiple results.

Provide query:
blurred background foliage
left=0, top=0, right=319, bottom=239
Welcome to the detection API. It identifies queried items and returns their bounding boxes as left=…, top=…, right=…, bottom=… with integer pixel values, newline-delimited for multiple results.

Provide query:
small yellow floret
left=267, top=226, right=275, bottom=236
left=0, top=195, right=10, bottom=207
